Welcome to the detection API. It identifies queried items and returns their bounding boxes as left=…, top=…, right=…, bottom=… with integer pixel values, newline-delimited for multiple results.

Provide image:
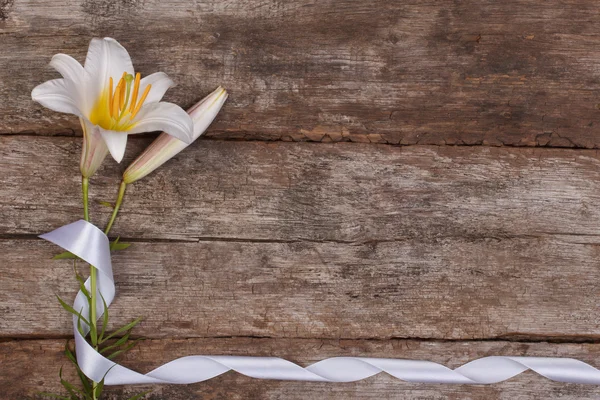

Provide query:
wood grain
left=3, top=1, right=600, bottom=146
left=2, top=137, right=600, bottom=341
left=3, top=136, right=600, bottom=242
left=4, top=1, right=600, bottom=397
left=3, top=235, right=600, bottom=340
left=3, top=338, right=600, bottom=399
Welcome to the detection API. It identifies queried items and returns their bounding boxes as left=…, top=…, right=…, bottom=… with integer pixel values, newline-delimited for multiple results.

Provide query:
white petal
left=99, top=128, right=129, bottom=163
left=189, top=86, right=228, bottom=140
left=80, top=118, right=109, bottom=177
left=83, top=38, right=134, bottom=112
left=128, top=102, right=194, bottom=144
left=50, top=54, right=84, bottom=85
left=32, top=79, right=83, bottom=116
left=138, top=72, right=175, bottom=104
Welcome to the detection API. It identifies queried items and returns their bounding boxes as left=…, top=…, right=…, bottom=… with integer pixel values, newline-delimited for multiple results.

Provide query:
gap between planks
left=4, top=334, right=600, bottom=345
left=2, top=131, right=600, bottom=149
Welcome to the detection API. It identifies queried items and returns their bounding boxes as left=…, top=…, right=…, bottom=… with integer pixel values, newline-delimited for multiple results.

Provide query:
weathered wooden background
left=2, top=0, right=600, bottom=398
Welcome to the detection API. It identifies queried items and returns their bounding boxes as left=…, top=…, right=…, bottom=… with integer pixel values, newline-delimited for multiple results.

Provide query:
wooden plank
left=2, top=136, right=600, bottom=242
left=3, top=338, right=600, bottom=399
left=3, top=1, right=600, bottom=146
left=3, top=234, right=600, bottom=340
left=3, top=137, right=600, bottom=341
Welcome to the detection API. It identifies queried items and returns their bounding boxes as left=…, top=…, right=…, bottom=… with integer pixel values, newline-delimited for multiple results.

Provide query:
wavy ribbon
left=40, top=220, right=600, bottom=385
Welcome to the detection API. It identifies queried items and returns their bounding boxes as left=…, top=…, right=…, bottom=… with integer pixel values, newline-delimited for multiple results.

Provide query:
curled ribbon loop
left=41, top=220, right=600, bottom=385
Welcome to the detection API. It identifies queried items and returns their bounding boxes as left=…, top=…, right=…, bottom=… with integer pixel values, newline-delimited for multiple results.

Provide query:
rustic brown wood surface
left=3, top=0, right=600, bottom=146
left=4, top=338, right=600, bottom=399
left=5, top=137, right=600, bottom=242
left=2, top=136, right=600, bottom=398
left=3, top=138, right=600, bottom=344
left=4, top=234, right=600, bottom=340
left=3, top=0, right=600, bottom=399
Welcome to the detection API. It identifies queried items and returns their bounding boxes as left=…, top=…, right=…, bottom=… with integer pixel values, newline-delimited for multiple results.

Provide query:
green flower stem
left=79, top=179, right=127, bottom=399
left=82, top=175, right=99, bottom=398
left=82, top=177, right=90, bottom=222
left=105, top=180, right=127, bottom=235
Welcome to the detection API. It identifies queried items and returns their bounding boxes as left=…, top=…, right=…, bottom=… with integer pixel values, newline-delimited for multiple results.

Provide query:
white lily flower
left=32, top=37, right=194, bottom=166
left=123, top=86, right=228, bottom=184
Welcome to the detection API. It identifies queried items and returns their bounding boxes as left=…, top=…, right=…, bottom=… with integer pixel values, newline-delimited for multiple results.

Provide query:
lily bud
left=80, top=118, right=109, bottom=178
left=123, top=86, right=228, bottom=184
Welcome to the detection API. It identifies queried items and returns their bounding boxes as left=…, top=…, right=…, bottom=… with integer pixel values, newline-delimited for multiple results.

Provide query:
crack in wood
left=5, top=334, right=600, bottom=345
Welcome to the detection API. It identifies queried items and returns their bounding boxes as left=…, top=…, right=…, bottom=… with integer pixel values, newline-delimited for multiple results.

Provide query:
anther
left=129, top=73, right=141, bottom=113
left=130, top=84, right=152, bottom=119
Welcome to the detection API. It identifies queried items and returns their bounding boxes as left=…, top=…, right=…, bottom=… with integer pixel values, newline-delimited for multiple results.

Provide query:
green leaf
left=59, top=367, right=86, bottom=400
left=76, top=279, right=91, bottom=301
left=100, top=317, right=142, bottom=344
left=97, top=200, right=114, bottom=209
left=107, top=340, right=139, bottom=360
left=75, top=368, right=92, bottom=395
left=53, top=251, right=78, bottom=260
left=126, top=390, right=152, bottom=400
left=92, top=364, right=117, bottom=399
left=56, top=295, right=90, bottom=326
left=77, top=313, right=86, bottom=338
left=73, top=266, right=91, bottom=301
left=99, top=293, right=109, bottom=343
left=111, top=242, right=132, bottom=251
left=100, top=332, right=130, bottom=355
left=94, top=379, right=105, bottom=399
left=64, top=341, right=77, bottom=365
left=89, top=319, right=98, bottom=347
left=65, top=341, right=93, bottom=394
left=110, top=237, right=132, bottom=252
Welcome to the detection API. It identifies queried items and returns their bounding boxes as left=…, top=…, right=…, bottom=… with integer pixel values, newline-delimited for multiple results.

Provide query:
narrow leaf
left=89, top=310, right=98, bottom=347
left=111, top=242, right=132, bottom=251
left=59, top=365, right=94, bottom=400
left=74, top=269, right=91, bottom=300
left=65, top=342, right=93, bottom=393
left=77, top=313, right=86, bottom=338
left=100, top=332, right=130, bottom=354
left=63, top=341, right=76, bottom=365
left=97, top=200, right=114, bottom=208
left=94, top=379, right=105, bottom=398
left=93, top=363, right=117, bottom=399
left=127, top=390, right=152, bottom=400
left=107, top=340, right=139, bottom=360
left=110, top=237, right=132, bottom=252
left=56, top=295, right=90, bottom=326
left=58, top=380, right=77, bottom=399
left=90, top=325, right=98, bottom=347
left=75, top=365, right=93, bottom=395
left=99, top=293, right=109, bottom=343
left=59, top=367, right=84, bottom=399
left=53, top=251, right=78, bottom=260
left=101, top=317, right=142, bottom=343
left=78, top=280, right=91, bottom=301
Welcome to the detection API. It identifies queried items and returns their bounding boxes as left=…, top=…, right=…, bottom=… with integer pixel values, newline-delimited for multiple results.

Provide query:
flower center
left=89, top=72, right=152, bottom=131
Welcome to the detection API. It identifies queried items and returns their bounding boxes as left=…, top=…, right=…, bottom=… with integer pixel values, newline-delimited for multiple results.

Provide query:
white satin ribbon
left=40, top=220, right=600, bottom=385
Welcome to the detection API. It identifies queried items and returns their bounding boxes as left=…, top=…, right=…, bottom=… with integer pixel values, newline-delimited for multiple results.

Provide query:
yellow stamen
left=114, top=73, right=126, bottom=115
left=121, top=74, right=134, bottom=114
left=129, top=73, right=141, bottom=113
left=108, top=77, right=114, bottom=118
left=91, top=71, right=152, bottom=131
left=119, top=82, right=125, bottom=111
left=130, top=84, right=152, bottom=119
left=112, top=79, right=123, bottom=119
